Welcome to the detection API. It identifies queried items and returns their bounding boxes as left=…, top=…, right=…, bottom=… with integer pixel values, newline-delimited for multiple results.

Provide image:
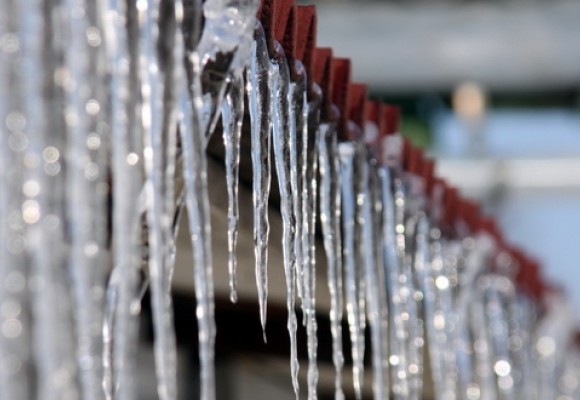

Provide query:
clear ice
left=270, top=45, right=300, bottom=398
left=338, top=142, right=365, bottom=400
left=221, top=71, right=244, bottom=303
left=246, top=23, right=272, bottom=338
left=178, top=49, right=217, bottom=400
left=303, top=73, right=320, bottom=400
left=318, top=123, right=345, bottom=400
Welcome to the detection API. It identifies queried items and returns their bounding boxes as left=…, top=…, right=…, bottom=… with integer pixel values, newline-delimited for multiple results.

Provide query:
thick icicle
left=179, top=48, right=216, bottom=400
left=270, top=45, right=300, bottom=397
left=246, top=23, right=271, bottom=337
left=319, top=122, right=345, bottom=400
left=160, top=1, right=182, bottom=367
left=139, top=1, right=182, bottom=399
left=63, top=0, right=109, bottom=399
left=338, top=142, right=364, bottom=400
left=103, top=0, right=143, bottom=398
left=221, top=72, right=244, bottom=303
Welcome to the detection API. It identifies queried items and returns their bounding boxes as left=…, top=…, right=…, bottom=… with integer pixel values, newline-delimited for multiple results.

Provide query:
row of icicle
left=1, top=1, right=579, bottom=400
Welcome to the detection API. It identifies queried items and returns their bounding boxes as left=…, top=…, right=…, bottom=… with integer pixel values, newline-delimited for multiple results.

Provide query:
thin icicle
left=289, top=59, right=319, bottom=399
left=319, top=123, right=345, bottom=400
left=221, top=71, right=244, bottom=303
left=287, top=82, right=303, bottom=304
left=303, top=78, right=321, bottom=400
left=409, top=214, right=429, bottom=399
left=246, top=23, right=271, bottom=338
left=355, top=147, right=374, bottom=399
left=284, top=80, right=306, bottom=304
left=338, top=142, right=364, bottom=400
left=270, top=44, right=300, bottom=398
left=370, top=163, right=390, bottom=399
left=179, top=49, right=216, bottom=400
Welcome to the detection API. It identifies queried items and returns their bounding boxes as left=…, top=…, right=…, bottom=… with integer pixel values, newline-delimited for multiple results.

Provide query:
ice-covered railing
left=0, top=0, right=579, bottom=400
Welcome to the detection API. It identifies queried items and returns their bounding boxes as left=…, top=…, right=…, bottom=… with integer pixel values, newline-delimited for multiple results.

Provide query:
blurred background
left=312, top=0, right=580, bottom=309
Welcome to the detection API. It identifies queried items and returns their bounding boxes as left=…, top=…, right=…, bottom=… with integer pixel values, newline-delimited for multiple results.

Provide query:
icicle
left=104, top=0, right=144, bottom=398
left=179, top=47, right=216, bottom=400
left=409, top=215, right=429, bottom=400
left=480, top=274, right=517, bottom=400
left=318, top=122, right=345, bottom=400
left=395, top=175, right=423, bottom=400
left=63, top=0, right=109, bottom=398
left=355, top=146, right=370, bottom=400
left=270, top=44, right=300, bottom=398
left=454, top=235, right=495, bottom=400
left=363, top=181, right=385, bottom=400
left=424, top=232, right=458, bottom=400
left=287, top=82, right=303, bottom=304
left=370, top=164, right=390, bottom=400
left=379, top=166, right=410, bottom=400
left=289, top=58, right=319, bottom=399
left=221, top=71, right=244, bottom=303
left=303, top=77, right=321, bottom=400
left=246, top=23, right=271, bottom=338
left=160, top=2, right=182, bottom=377
left=138, top=0, right=184, bottom=399
left=338, top=142, right=364, bottom=400
left=361, top=158, right=387, bottom=400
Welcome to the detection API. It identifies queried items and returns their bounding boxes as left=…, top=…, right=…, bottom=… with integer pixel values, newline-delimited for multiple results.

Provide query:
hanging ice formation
left=270, top=40, right=301, bottom=397
left=1, top=1, right=579, bottom=400
left=221, top=71, right=244, bottom=303
left=247, top=21, right=271, bottom=337
left=316, top=47, right=346, bottom=400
